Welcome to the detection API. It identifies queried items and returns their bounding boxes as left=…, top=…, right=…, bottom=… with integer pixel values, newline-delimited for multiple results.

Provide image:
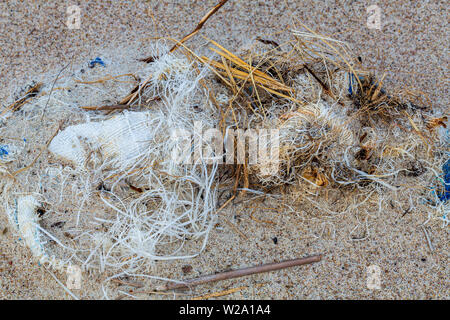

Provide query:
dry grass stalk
left=201, top=40, right=306, bottom=107
left=80, top=104, right=131, bottom=111
left=75, top=73, right=138, bottom=85
left=192, top=286, right=247, bottom=300
left=1, top=82, right=43, bottom=116
left=12, top=121, right=62, bottom=177
left=140, top=0, right=229, bottom=62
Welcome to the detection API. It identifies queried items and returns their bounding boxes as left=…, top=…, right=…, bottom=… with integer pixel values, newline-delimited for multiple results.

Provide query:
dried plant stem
left=215, top=194, right=235, bottom=215
left=75, top=73, right=138, bottom=85
left=223, top=218, right=248, bottom=239
left=123, top=1, right=229, bottom=104
left=13, top=122, right=62, bottom=177
left=421, top=225, right=434, bottom=252
left=80, top=104, right=133, bottom=111
left=192, top=286, right=247, bottom=300
left=156, top=255, right=322, bottom=291
left=1, top=82, right=43, bottom=116
left=141, top=0, right=229, bottom=62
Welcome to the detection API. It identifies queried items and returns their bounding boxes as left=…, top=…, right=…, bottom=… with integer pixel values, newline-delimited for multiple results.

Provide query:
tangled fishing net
left=1, top=43, right=221, bottom=274
left=0, top=25, right=448, bottom=292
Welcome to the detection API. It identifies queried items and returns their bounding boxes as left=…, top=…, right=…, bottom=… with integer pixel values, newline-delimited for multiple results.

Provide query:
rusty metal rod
left=157, top=255, right=322, bottom=291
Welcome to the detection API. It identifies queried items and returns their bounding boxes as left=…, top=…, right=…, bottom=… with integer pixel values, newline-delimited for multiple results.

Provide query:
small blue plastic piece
left=438, top=159, right=450, bottom=202
left=0, top=145, right=9, bottom=158
left=88, top=57, right=106, bottom=68
left=348, top=72, right=353, bottom=95
left=348, top=73, right=360, bottom=95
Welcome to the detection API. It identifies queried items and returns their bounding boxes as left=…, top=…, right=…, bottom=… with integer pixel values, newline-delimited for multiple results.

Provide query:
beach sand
left=0, top=0, right=448, bottom=299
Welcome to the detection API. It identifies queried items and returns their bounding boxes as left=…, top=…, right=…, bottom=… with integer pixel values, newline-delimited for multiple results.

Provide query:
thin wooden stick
left=1, top=82, right=43, bottom=116
left=13, top=121, right=63, bottom=177
left=156, top=255, right=322, bottom=291
left=223, top=218, right=248, bottom=240
left=192, top=286, right=247, bottom=300
left=215, top=194, right=235, bottom=215
left=140, top=0, right=229, bottom=62
left=80, top=104, right=131, bottom=111
left=421, top=225, right=434, bottom=252
left=75, top=73, right=138, bottom=84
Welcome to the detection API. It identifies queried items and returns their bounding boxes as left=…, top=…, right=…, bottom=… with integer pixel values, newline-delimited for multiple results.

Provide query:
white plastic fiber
left=49, top=111, right=157, bottom=169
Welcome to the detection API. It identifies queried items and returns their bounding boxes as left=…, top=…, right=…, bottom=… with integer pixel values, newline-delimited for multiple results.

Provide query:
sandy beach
left=0, top=1, right=448, bottom=299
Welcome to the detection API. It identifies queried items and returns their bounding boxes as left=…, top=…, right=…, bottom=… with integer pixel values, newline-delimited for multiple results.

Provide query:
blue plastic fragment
left=348, top=73, right=360, bottom=95
left=348, top=72, right=353, bottom=95
left=0, top=145, right=9, bottom=158
left=88, top=57, right=106, bottom=68
left=438, top=159, right=450, bottom=202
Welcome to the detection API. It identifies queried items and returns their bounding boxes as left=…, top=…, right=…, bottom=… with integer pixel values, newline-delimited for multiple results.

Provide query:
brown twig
left=111, top=279, right=144, bottom=288
left=41, top=61, right=72, bottom=120
left=303, top=64, right=330, bottom=96
left=80, top=104, right=131, bottom=111
left=223, top=218, right=248, bottom=240
left=140, top=0, right=229, bottom=63
left=256, top=37, right=280, bottom=49
left=13, top=121, right=63, bottom=177
left=192, top=286, right=247, bottom=300
left=1, top=83, right=43, bottom=116
left=156, top=255, right=322, bottom=291
left=303, top=64, right=345, bottom=106
left=215, top=194, right=235, bottom=214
